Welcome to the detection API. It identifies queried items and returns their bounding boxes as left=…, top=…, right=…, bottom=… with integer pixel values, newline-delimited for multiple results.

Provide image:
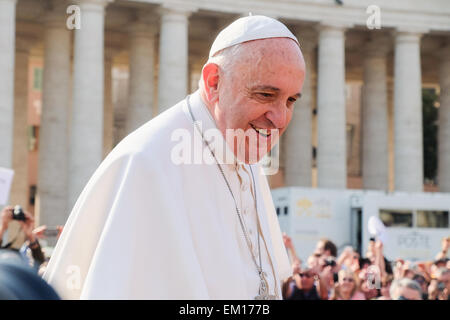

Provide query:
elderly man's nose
left=266, top=106, right=288, bottom=129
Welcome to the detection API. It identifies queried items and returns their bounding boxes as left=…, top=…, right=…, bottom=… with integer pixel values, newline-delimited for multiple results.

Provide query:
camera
left=324, top=256, right=337, bottom=267
left=12, top=205, right=26, bottom=221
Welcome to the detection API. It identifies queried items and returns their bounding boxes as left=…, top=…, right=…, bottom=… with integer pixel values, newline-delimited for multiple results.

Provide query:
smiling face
left=338, top=270, right=356, bottom=294
left=201, top=38, right=305, bottom=163
left=295, top=269, right=315, bottom=291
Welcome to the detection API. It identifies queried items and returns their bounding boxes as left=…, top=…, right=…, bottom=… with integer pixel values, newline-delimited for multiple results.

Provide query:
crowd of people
left=281, top=234, right=450, bottom=300
left=0, top=206, right=62, bottom=299
left=0, top=205, right=449, bottom=300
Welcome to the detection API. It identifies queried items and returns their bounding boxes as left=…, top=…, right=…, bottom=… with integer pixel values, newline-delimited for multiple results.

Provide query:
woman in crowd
left=330, top=269, right=365, bottom=300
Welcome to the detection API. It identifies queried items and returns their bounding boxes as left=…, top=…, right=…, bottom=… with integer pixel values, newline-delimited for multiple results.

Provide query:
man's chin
left=225, top=129, right=280, bottom=165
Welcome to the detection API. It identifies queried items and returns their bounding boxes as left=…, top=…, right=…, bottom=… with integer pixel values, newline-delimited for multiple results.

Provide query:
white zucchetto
left=209, top=15, right=299, bottom=58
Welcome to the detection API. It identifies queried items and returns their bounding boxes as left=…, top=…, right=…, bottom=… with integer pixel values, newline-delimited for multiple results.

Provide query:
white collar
left=187, top=90, right=240, bottom=171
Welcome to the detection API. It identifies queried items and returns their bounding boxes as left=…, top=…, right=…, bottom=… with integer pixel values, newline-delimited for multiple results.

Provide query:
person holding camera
left=435, top=237, right=449, bottom=261
left=0, top=206, right=45, bottom=268
left=428, top=268, right=450, bottom=300
left=284, top=265, right=332, bottom=300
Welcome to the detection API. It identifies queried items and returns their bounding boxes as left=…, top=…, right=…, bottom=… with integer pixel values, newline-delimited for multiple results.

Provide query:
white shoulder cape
left=43, top=92, right=291, bottom=299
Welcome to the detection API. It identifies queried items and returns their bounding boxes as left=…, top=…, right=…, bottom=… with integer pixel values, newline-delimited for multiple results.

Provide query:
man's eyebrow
left=250, top=85, right=301, bottom=99
left=250, top=85, right=280, bottom=92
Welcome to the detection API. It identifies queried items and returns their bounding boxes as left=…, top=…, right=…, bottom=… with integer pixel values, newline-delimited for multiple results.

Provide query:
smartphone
left=43, top=227, right=60, bottom=237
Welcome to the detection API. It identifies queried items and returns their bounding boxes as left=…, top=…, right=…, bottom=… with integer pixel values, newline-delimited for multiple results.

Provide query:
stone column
left=362, top=35, right=389, bottom=190
left=316, top=23, right=347, bottom=189
left=157, top=4, right=192, bottom=113
left=68, top=0, right=109, bottom=209
left=10, top=37, right=33, bottom=208
left=125, top=21, right=156, bottom=133
left=38, top=8, right=71, bottom=226
left=103, top=47, right=118, bottom=158
left=284, top=30, right=316, bottom=187
left=0, top=0, right=17, bottom=171
left=393, top=30, right=424, bottom=192
left=438, top=45, right=450, bottom=192
left=5, top=36, right=33, bottom=249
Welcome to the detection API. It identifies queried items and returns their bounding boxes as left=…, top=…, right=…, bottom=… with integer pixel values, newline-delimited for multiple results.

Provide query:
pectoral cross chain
left=255, top=271, right=276, bottom=300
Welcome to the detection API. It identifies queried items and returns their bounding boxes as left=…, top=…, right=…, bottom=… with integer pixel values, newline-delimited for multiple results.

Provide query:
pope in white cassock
left=43, top=15, right=306, bottom=299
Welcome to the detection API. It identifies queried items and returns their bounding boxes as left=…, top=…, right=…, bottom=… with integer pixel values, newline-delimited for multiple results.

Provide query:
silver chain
left=186, top=95, right=264, bottom=275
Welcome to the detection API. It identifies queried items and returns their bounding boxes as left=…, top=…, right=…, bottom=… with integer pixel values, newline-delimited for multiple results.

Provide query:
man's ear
left=202, top=63, right=220, bottom=103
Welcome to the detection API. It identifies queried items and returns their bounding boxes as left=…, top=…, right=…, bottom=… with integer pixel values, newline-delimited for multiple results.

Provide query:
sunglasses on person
left=299, top=273, right=313, bottom=278
left=414, top=277, right=426, bottom=285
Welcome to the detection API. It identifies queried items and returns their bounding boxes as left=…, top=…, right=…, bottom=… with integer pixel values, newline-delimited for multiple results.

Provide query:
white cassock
left=43, top=90, right=291, bottom=299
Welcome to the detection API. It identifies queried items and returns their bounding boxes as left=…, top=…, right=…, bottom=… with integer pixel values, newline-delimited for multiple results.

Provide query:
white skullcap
left=209, top=15, right=299, bottom=58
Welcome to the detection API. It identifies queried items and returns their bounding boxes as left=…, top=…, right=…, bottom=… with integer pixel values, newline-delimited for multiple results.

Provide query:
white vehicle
left=272, top=187, right=450, bottom=263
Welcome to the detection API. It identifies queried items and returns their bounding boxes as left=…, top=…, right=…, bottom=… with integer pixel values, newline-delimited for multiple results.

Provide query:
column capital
left=127, top=21, right=157, bottom=39
left=393, top=27, right=429, bottom=42
left=135, top=9, right=159, bottom=25
left=73, top=0, right=113, bottom=11
left=317, top=20, right=353, bottom=33
left=158, top=1, right=197, bottom=19
left=41, top=1, right=68, bottom=28
left=364, top=33, right=391, bottom=58
left=293, top=28, right=317, bottom=52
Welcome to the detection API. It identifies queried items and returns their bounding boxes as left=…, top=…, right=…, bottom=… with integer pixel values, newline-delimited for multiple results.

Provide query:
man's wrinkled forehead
left=235, top=37, right=304, bottom=67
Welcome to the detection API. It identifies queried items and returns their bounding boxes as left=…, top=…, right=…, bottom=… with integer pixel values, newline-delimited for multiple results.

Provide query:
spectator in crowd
left=0, top=250, right=60, bottom=300
left=306, top=253, right=322, bottom=270
left=432, top=258, right=449, bottom=273
left=359, top=266, right=381, bottom=300
left=0, top=206, right=62, bottom=272
left=336, top=246, right=358, bottom=270
left=18, top=211, right=46, bottom=269
left=0, top=206, right=44, bottom=267
left=0, top=206, right=16, bottom=249
left=330, top=269, right=365, bottom=300
left=314, top=238, right=337, bottom=258
left=283, top=233, right=302, bottom=274
left=435, top=236, right=449, bottom=261
left=402, top=262, right=417, bottom=280
left=428, top=268, right=450, bottom=300
left=413, top=274, right=429, bottom=300
left=284, top=267, right=328, bottom=300
left=281, top=231, right=450, bottom=301
left=377, top=274, right=393, bottom=300
left=390, top=278, right=423, bottom=300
